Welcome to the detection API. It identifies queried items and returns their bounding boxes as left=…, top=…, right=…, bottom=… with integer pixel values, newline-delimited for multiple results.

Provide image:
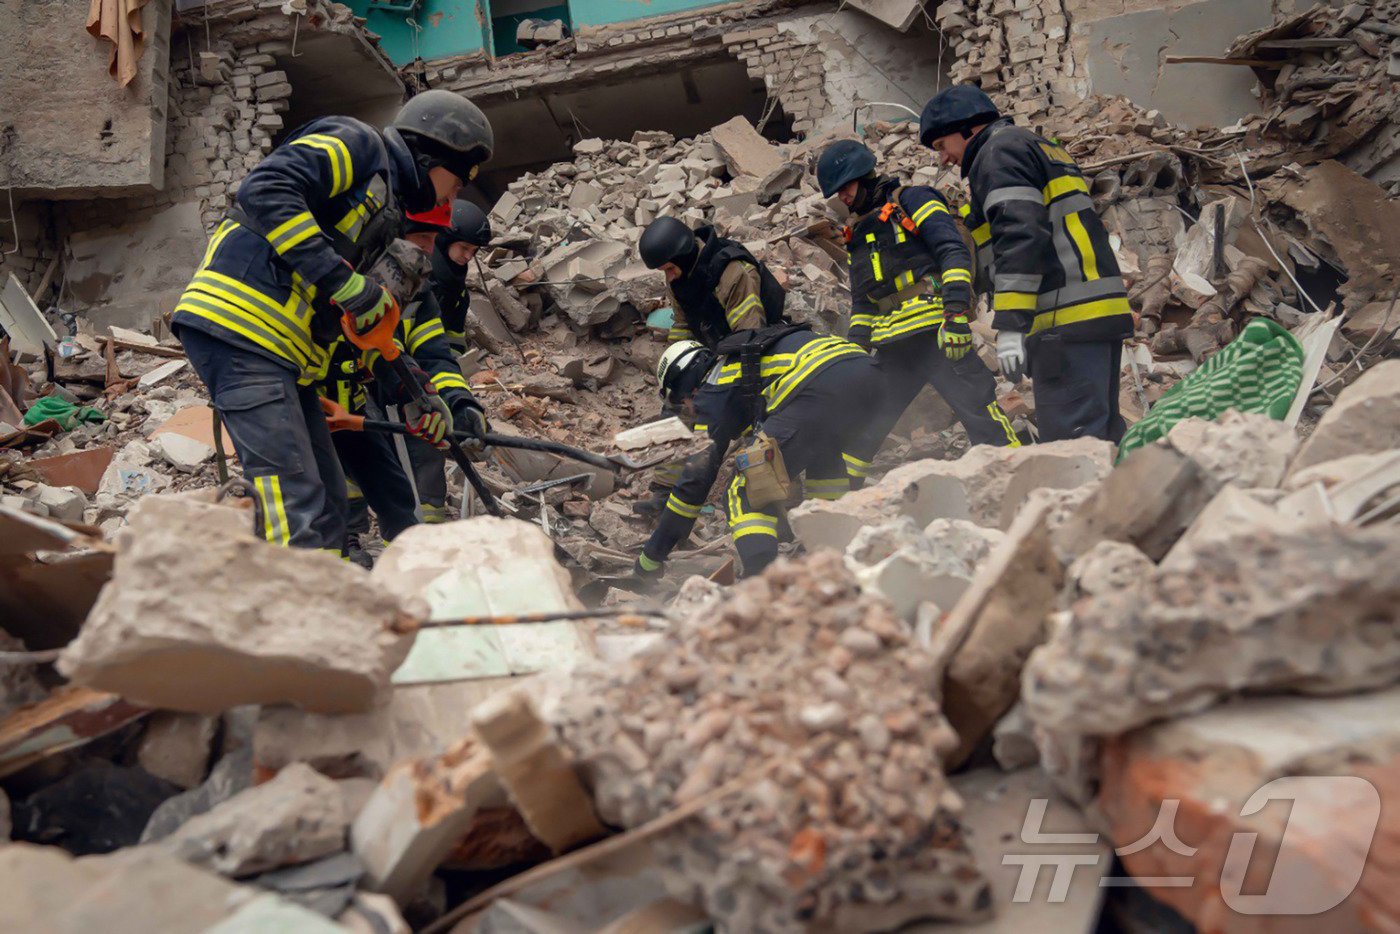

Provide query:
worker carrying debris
left=322, top=205, right=489, bottom=562
left=639, top=216, right=785, bottom=347
left=815, top=140, right=1019, bottom=451
left=169, top=89, right=494, bottom=548
left=430, top=200, right=494, bottom=354
left=634, top=326, right=887, bottom=579
left=921, top=85, right=1134, bottom=442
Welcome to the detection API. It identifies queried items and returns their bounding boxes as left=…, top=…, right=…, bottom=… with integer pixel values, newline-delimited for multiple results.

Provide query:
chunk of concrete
left=846, top=518, right=1004, bottom=622
left=0, top=843, right=264, bottom=933
left=470, top=690, right=605, bottom=853
left=138, top=712, right=218, bottom=790
left=154, top=431, right=214, bottom=472
left=252, top=694, right=446, bottom=782
left=1024, top=521, right=1400, bottom=738
left=935, top=495, right=1066, bottom=769
left=57, top=494, right=416, bottom=714
left=372, top=517, right=592, bottom=685
left=29, top=484, right=88, bottom=523
left=1290, top=360, right=1400, bottom=474
left=791, top=438, right=1114, bottom=554
left=352, top=738, right=504, bottom=904
left=710, top=115, right=784, bottom=179
left=1096, top=688, right=1400, bottom=933
left=161, top=763, right=347, bottom=877
left=1165, top=410, right=1297, bottom=490
left=1162, top=486, right=1291, bottom=567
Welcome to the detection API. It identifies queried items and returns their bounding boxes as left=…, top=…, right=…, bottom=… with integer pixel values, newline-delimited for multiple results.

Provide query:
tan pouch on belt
left=734, top=432, right=791, bottom=509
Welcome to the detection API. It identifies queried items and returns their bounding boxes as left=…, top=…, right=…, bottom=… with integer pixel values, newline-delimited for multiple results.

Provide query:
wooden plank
left=1164, top=54, right=1284, bottom=68
left=0, top=686, right=149, bottom=778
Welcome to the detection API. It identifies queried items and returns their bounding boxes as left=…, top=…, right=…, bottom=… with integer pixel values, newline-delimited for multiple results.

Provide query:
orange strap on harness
left=878, top=201, right=918, bottom=232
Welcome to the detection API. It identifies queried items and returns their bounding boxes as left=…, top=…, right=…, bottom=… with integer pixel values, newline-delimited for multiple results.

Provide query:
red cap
left=406, top=201, right=452, bottom=230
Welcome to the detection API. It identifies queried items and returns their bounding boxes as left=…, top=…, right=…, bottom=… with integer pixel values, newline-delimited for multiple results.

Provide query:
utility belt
left=873, top=277, right=941, bottom=315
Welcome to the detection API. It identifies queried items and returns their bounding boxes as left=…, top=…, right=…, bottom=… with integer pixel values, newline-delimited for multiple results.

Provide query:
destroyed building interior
left=2, top=0, right=1400, bottom=930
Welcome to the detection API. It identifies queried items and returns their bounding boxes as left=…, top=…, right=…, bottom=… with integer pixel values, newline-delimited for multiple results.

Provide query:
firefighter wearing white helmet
left=635, top=325, right=888, bottom=581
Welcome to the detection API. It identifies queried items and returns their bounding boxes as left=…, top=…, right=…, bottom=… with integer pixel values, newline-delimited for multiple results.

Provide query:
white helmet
left=656, top=339, right=711, bottom=402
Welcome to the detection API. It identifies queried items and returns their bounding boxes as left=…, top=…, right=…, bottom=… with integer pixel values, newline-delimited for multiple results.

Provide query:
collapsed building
left=2, top=0, right=1400, bottom=931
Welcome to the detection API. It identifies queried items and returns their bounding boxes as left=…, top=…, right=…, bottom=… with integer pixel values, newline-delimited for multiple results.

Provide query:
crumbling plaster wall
left=773, top=8, right=952, bottom=137
left=938, top=0, right=1296, bottom=132
left=0, top=0, right=172, bottom=199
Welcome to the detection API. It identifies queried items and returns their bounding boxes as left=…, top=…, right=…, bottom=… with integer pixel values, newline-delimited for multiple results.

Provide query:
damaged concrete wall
left=0, top=0, right=172, bottom=199
left=1074, top=0, right=1276, bottom=128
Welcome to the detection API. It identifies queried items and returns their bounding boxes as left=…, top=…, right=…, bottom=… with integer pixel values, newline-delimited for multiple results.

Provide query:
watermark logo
left=1003, top=776, right=1381, bottom=916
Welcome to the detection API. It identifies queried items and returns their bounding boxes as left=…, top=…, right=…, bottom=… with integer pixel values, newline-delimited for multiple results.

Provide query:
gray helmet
left=393, top=90, right=494, bottom=179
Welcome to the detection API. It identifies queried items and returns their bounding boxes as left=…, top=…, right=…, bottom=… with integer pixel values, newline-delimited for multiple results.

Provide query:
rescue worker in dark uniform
left=430, top=200, right=493, bottom=354
left=633, top=327, right=887, bottom=580
left=328, top=206, right=488, bottom=562
left=635, top=217, right=789, bottom=516
left=919, top=85, right=1134, bottom=442
left=639, top=216, right=785, bottom=347
left=172, top=90, right=493, bottom=548
left=815, top=140, right=1019, bottom=461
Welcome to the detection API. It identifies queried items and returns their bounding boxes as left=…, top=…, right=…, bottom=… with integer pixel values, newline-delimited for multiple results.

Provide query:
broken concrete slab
left=709, top=115, right=785, bottom=179
left=0, top=843, right=265, bottom=934
left=471, top=690, right=605, bottom=853
left=27, top=484, right=88, bottom=523
left=1289, top=360, right=1400, bottom=475
left=1024, top=521, right=1400, bottom=739
left=252, top=694, right=447, bottom=782
left=1096, top=688, right=1400, bottom=933
left=791, top=438, right=1114, bottom=554
left=352, top=737, right=504, bottom=904
left=1164, top=410, right=1297, bottom=490
left=154, top=431, right=214, bottom=472
left=57, top=494, right=416, bottom=714
left=935, top=494, right=1066, bottom=769
left=372, top=517, right=592, bottom=685
left=613, top=416, right=699, bottom=451
left=845, top=517, right=1005, bottom=622
left=0, top=273, right=57, bottom=358
left=161, top=763, right=347, bottom=878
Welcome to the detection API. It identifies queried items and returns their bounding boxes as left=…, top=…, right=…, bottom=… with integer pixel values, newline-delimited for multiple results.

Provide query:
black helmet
left=393, top=90, right=494, bottom=181
left=445, top=200, right=492, bottom=247
left=816, top=140, right=877, bottom=198
left=919, top=85, right=1001, bottom=148
left=639, top=217, right=697, bottom=270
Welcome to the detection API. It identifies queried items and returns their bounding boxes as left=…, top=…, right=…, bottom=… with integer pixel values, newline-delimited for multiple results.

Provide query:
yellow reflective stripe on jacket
left=1028, top=295, right=1133, bottom=336
left=430, top=371, right=470, bottom=393
left=871, top=307, right=943, bottom=344
left=994, top=291, right=1038, bottom=312
left=266, top=211, right=320, bottom=256
left=407, top=318, right=445, bottom=352
left=191, top=270, right=317, bottom=357
left=865, top=233, right=883, bottom=281
left=715, top=353, right=797, bottom=385
left=970, top=222, right=991, bottom=246
left=1063, top=212, right=1101, bottom=281
left=942, top=267, right=972, bottom=284
left=666, top=493, right=702, bottom=520
left=176, top=294, right=307, bottom=368
left=910, top=199, right=949, bottom=226
left=849, top=313, right=878, bottom=329
left=764, top=338, right=864, bottom=410
left=291, top=134, right=354, bottom=196
left=727, top=294, right=762, bottom=328
left=1042, top=174, right=1089, bottom=203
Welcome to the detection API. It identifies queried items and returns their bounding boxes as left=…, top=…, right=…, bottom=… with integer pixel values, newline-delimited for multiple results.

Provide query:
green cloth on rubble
left=22, top=396, right=106, bottom=431
left=1117, top=317, right=1304, bottom=462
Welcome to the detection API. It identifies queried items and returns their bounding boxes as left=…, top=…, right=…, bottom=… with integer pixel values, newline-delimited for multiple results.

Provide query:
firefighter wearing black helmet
left=172, top=89, right=493, bottom=549
left=920, top=84, right=1133, bottom=443
left=639, top=216, right=785, bottom=348
left=430, top=199, right=493, bottom=353
left=814, top=139, right=1019, bottom=453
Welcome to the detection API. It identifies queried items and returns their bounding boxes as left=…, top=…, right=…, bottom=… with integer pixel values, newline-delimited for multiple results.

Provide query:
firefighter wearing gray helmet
left=171, top=90, right=493, bottom=549
left=921, top=84, right=1133, bottom=442
left=814, top=139, right=1019, bottom=452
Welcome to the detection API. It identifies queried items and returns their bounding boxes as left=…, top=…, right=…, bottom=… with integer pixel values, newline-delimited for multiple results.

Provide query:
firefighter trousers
left=870, top=330, right=1020, bottom=449
left=336, top=428, right=421, bottom=543
left=1031, top=338, right=1125, bottom=443
left=405, top=435, right=451, bottom=523
left=179, top=324, right=347, bottom=550
left=727, top=355, right=889, bottom=578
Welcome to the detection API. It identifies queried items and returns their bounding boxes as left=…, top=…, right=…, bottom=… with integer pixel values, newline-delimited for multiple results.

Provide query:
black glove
left=450, top=397, right=489, bottom=439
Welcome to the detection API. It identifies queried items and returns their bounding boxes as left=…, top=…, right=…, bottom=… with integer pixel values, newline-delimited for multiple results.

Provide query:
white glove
left=996, top=330, right=1027, bottom=383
